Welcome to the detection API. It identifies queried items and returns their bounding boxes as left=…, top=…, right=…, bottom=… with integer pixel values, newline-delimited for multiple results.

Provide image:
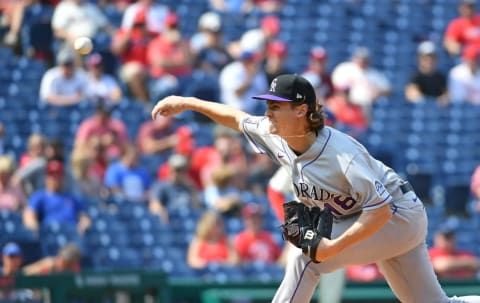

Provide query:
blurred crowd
left=1, top=0, right=480, bottom=300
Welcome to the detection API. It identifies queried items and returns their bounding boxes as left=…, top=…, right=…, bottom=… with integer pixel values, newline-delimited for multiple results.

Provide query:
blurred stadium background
left=0, top=0, right=480, bottom=302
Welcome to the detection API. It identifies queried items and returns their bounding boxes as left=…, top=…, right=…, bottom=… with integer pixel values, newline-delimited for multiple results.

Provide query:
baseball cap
left=242, top=204, right=264, bottom=218
left=57, top=48, right=75, bottom=65
left=352, top=46, right=370, bottom=59
left=310, top=46, right=328, bottom=61
left=267, top=40, right=287, bottom=57
left=417, top=41, right=436, bottom=56
left=261, top=15, right=281, bottom=36
left=168, top=154, right=188, bottom=170
left=2, top=242, right=22, bottom=257
left=437, top=225, right=457, bottom=237
left=86, top=53, right=103, bottom=67
left=165, top=12, right=178, bottom=27
left=252, top=74, right=317, bottom=107
left=46, top=160, right=64, bottom=177
left=133, top=9, right=146, bottom=24
left=198, top=12, right=221, bottom=32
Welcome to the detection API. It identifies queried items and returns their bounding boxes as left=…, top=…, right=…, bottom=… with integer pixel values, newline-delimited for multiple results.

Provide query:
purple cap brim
left=252, top=94, right=293, bottom=102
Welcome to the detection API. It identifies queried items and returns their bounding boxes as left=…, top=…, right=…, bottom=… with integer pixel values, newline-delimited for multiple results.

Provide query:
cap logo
left=297, top=93, right=305, bottom=102
left=270, top=79, right=277, bottom=92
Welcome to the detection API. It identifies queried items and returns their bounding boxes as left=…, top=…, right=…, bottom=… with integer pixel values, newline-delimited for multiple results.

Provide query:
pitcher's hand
left=151, top=96, right=188, bottom=120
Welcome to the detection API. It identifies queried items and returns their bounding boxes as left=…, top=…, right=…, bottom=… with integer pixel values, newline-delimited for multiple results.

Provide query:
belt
left=400, top=181, right=414, bottom=194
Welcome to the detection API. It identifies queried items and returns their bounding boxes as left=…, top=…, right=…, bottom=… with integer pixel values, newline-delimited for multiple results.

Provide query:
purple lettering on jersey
left=324, top=203, right=342, bottom=216
left=332, top=195, right=357, bottom=210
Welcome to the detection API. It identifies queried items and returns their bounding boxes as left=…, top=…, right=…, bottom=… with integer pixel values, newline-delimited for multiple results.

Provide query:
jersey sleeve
left=344, top=153, right=392, bottom=211
left=240, top=116, right=272, bottom=155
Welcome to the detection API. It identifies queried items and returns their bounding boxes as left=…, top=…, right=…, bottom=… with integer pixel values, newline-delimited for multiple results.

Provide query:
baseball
left=73, top=36, right=93, bottom=55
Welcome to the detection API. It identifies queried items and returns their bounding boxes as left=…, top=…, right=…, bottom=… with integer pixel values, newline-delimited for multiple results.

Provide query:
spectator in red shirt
left=74, top=101, right=129, bottom=161
left=326, top=87, right=368, bottom=138
left=111, top=8, right=154, bottom=103
left=428, top=226, right=479, bottom=279
left=234, top=204, right=281, bottom=263
left=187, top=211, right=239, bottom=269
left=444, top=0, right=480, bottom=56
left=147, top=12, right=193, bottom=100
left=136, top=116, right=178, bottom=157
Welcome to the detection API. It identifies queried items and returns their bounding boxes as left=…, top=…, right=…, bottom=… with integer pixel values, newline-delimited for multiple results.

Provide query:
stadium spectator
left=219, top=49, right=268, bottom=115
left=104, top=144, right=151, bottom=203
left=228, top=15, right=281, bottom=60
left=187, top=211, right=239, bottom=269
left=51, top=0, right=113, bottom=47
left=233, top=204, right=282, bottom=263
left=23, top=243, right=82, bottom=275
left=444, top=0, right=480, bottom=57
left=23, top=160, right=91, bottom=235
left=74, top=101, right=129, bottom=161
left=147, top=12, right=193, bottom=100
left=19, top=133, right=46, bottom=169
left=204, top=164, right=243, bottom=217
left=428, top=226, right=480, bottom=279
left=81, top=136, right=108, bottom=181
left=149, top=153, right=201, bottom=223
left=331, top=46, right=391, bottom=115
left=190, top=11, right=223, bottom=55
left=39, top=48, right=88, bottom=106
left=301, top=46, right=334, bottom=103
left=70, top=146, right=106, bottom=202
left=0, top=242, right=36, bottom=301
left=187, top=12, right=230, bottom=111
left=346, top=263, right=384, bottom=282
left=121, top=0, right=169, bottom=35
left=13, top=134, right=48, bottom=196
left=471, top=164, right=480, bottom=211
left=406, top=41, right=448, bottom=104
left=190, top=125, right=248, bottom=189
left=84, top=53, right=122, bottom=105
left=448, top=44, right=480, bottom=104
left=111, top=7, right=153, bottom=103
left=136, top=116, right=178, bottom=159
left=0, top=155, right=26, bottom=211
left=1, top=243, right=23, bottom=276
left=326, top=87, right=368, bottom=136
left=264, top=40, right=290, bottom=84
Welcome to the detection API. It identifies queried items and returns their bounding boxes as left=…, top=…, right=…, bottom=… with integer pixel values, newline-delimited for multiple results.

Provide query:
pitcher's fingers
left=151, top=103, right=161, bottom=120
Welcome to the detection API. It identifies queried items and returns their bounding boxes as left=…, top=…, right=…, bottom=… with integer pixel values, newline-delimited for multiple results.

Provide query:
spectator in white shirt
left=84, top=53, right=122, bottom=106
left=332, top=47, right=391, bottom=111
left=448, top=44, right=480, bottom=104
left=219, top=50, right=268, bottom=115
left=121, top=0, right=169, bottom=35
left=39, top=49, right=88, bottom=106
left=52, top=0, right=113, bottom=46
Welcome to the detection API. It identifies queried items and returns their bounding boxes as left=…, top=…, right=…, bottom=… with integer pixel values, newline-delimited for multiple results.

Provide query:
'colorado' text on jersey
left=242, top=116, right=406, bottom=218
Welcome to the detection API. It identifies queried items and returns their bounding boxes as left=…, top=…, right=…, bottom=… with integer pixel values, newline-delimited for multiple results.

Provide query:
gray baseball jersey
left=241, top=116, right=480, bottom=303
left=243, top=116, right=401, bottom=218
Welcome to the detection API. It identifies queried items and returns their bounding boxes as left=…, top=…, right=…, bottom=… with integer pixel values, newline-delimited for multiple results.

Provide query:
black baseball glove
left=281, top=201, right=333, bottom=262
